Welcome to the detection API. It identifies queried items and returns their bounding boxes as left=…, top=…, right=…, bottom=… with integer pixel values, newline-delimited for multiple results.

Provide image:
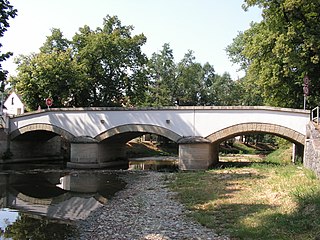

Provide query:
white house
left=3, top=92, right=25, bottom=116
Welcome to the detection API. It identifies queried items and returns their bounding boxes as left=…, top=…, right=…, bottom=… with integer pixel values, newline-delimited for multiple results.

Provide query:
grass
left=220, top=141, right=275, bottom=155
left=126, top=141, right=178, bottom=157
left=168, top=145, right=320, bottom=240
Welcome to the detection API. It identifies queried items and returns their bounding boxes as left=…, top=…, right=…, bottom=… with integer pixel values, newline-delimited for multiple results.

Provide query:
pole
left=0, top=92, right=3, bottom=115
left=303, top=75, right=309, bottom=110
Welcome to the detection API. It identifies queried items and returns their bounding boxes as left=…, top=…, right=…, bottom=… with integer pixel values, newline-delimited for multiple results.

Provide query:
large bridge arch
left=94, top=124, right=182, bottom=143
left=8, top=124, right=75, bottom=161
left=10, top=123, right=75, bottom=141
left=206, top=122, right=305, bottom=145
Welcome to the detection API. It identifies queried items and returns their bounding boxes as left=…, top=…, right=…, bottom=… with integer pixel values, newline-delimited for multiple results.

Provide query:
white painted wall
left=4, top=92, right=25, bottom=116
left=9, top=106, right=310, bottom=138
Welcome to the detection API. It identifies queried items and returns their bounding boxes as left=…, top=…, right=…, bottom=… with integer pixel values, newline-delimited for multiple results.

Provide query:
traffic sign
left=303, top=75, right=310, bottom=85
left=46, top=98, right=53, bottom=107
left=303, top=75, right=310, bottom=96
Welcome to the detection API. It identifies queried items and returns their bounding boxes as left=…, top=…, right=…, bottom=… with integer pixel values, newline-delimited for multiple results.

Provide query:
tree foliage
left=146, top=44, right=240, bottom=107
left=11, top=50, right=89, bottom=110
left=10, top=15, right=148, bottom=109
left=0, top=213, right=78, bottom=240
left=146, top=43, right=176, bottom=106
left=0, top=0, right=17, bottom=89
left=11, top=15, right=242, bottom=110
left=73, top=15, right=148, bottom=107
left=208, top=72, right=240, bottom=106
left=227, top=0, right=320, bottom=108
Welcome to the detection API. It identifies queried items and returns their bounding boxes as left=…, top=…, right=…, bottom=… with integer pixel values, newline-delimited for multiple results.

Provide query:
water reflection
left=1, top=213, right=78, bottom=240
left=129, top=157, right=178, bottom=171
left=0, top=170, right=126, bottom=239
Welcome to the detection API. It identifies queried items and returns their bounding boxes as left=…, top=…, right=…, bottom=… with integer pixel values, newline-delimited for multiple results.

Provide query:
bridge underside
left=206, top=122, right=305, bottom=145
left=69, top=124, right=182, bottom=169
left=179, top=123, right=306, bottom=170
left=5, top=122, right=306, bottom=170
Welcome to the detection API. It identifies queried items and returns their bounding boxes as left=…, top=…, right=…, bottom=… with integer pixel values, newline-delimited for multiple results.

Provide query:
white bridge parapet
left=6, top=106, right=310, bottom=170
left=9, top=106, right=310, bottom=142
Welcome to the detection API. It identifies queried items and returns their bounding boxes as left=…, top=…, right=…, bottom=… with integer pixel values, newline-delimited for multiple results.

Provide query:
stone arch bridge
left=3, top=106, right=310, bottom=170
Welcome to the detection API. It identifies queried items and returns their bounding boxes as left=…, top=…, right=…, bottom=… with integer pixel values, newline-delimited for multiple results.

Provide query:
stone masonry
left=304, top=121, right=320, bottom=177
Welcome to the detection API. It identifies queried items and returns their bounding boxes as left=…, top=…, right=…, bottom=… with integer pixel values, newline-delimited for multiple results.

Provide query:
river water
left=0, top=163, right=127, bottom=239
left=0, top=159, right=178, bottom=239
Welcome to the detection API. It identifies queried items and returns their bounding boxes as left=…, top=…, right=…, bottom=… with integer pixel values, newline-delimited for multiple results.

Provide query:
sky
left=2, top=0, right=262, bottom=80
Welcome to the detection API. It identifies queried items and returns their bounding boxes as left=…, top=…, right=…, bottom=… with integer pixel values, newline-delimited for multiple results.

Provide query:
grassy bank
left=126, top=141, right=178, bottom=157
left=169, top=146, right=320, bottom=239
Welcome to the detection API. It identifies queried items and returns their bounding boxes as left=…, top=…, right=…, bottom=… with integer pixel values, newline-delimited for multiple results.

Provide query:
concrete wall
left=68, top=137, right=128, bottom=169
left=179, top=141, right=219, bottom=170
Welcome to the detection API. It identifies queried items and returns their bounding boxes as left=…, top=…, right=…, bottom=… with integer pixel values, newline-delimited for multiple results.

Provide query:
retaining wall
left=304, top=122, right=320, bottom=177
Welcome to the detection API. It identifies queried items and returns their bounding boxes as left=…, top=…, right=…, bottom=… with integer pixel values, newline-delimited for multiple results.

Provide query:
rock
left=72, top=171, right=229, bottom=240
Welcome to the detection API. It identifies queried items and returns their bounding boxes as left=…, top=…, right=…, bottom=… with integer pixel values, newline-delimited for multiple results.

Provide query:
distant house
left=3, top=92, right=25, bottom=116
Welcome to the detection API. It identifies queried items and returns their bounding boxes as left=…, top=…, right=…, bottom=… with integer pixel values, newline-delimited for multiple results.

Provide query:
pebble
left=73, top=171, right=229, bottom=240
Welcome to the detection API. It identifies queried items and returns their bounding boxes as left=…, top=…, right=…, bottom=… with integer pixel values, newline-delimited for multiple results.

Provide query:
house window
left=11, top=97, right=14, bottom=105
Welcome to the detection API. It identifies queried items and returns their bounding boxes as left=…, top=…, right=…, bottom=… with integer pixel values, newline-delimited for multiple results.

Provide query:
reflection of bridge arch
left=95, top=124, right=182, bottom=143
left=10, top=123, right=75, bottom=141
left=9, top=188, right=108, bottom=206
left=7, top=187, right=108, bottom=221
left=206, top=122, right=305, bottom=145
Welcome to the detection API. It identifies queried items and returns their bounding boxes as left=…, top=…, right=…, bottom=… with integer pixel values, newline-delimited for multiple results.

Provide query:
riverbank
left=73, top=171, right=229, bottom=240
left=169, top=148, right=320, bottom=240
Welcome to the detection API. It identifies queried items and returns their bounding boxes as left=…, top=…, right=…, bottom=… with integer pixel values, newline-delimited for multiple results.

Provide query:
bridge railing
left=311, top=106, right=320, bottom=125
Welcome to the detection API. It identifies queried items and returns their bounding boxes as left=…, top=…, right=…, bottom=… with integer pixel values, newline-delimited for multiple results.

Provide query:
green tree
left=175, top=50, right=211, bottom=106
left=227, top=0, right=320, bottom=108
left=198, top=62, right=216, bottom=105
left=73, top=15, right=148, bottom=107
left=0, top=0, right=17, bottom=89
left=1, top=213, right=78, bottom=240
left=10, top=49, right=88, bottom=110
left=146, top=43, right=177, bottom=106
left=146, top=46, right=222, bottom=107
left=208, top=72, right=239, bottom=106
left=10, top=15, right=149, bottom=110
left=233, top=76, right=264, bottom=106
left=10, top=28, right=89, bottom=110
left=40, top=28, right=71, bottom=54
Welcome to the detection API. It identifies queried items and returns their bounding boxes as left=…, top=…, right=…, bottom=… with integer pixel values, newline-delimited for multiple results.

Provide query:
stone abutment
left=304, top=122, right=320, bottom=177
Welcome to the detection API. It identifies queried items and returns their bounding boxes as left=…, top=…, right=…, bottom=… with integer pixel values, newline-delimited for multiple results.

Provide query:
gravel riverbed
left=73, top=171, right=229, bottom=240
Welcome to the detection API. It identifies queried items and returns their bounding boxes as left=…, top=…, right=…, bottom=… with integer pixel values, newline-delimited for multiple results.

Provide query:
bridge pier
left=178, top=137, right=219, bottom=170
left=292, top=143, right=304, bottom=163
left=67, top=137, right=128, bottom=169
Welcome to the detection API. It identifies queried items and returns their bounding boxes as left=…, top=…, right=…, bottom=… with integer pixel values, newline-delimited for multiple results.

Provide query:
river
left=0, top=158, right=179, bottom=240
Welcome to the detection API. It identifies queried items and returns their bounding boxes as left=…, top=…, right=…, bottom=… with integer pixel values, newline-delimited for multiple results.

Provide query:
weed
left=168, top=147, right=320, bottom=240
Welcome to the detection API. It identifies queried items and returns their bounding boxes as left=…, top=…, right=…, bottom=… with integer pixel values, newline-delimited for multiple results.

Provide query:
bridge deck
left=9, top=106, right=310, bottom=145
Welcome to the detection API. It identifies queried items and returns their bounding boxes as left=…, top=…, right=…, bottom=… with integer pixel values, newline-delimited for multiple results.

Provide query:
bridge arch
left=10, top=123, right=75, bottom=141
left=206, top=122, right=305, bottom=145
left=95, top=124, right=182, bottom=143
